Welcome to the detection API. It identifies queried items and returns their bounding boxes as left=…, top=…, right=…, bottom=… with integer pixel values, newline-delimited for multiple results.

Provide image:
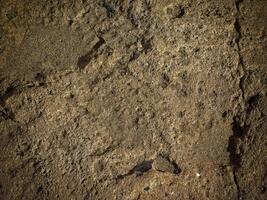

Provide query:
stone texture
left=0, top=0, right=266, bottom=199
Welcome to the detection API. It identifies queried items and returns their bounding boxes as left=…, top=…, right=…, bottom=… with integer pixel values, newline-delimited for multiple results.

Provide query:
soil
left=0, top=0, right=266, bottom=199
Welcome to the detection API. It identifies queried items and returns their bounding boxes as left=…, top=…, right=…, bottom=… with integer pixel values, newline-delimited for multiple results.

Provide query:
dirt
left=0, top=0, right=266, bottom=199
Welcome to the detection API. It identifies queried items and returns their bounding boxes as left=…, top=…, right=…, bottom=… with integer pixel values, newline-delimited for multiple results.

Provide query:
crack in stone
left=228, top=116, right=245, bottom=199
left=0, top=82, right=20, bottom=122
left=228, top=1, right=246, bottom=199
left=115, top=160, right=153, bottom=180
left=228, top=93, right=260, bottom=199
left=77, top=35, right=105, bottom=70
left=114, top=155, right=181, bottom=182
left=234, top=0, right=246, bottom=102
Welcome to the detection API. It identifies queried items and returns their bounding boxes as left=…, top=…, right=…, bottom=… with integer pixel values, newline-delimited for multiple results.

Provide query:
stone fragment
left=152, top=156, right=177, bottom=174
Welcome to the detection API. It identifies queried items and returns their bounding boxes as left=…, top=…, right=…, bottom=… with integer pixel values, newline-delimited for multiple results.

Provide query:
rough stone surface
left=0, top=0, right=266, bottom=199
left=152, top=156, right=178, bottom=174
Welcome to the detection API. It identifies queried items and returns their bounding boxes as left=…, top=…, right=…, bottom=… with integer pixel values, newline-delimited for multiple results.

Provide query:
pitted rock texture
left=0, top=0, right=266, bottom=200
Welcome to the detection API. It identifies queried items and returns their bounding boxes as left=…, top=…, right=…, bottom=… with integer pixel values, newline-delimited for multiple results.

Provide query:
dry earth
left=0, top=0, right=267, bottom=199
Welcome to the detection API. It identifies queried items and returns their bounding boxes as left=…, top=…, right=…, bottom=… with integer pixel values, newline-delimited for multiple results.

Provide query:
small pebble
left=152, top=156, right=176, bottom=174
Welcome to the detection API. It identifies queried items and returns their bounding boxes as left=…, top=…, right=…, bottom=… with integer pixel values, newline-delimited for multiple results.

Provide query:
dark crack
left=228, top=1, right=246, bottom=199
left=116, top=160, right=153, bottom=180
left=115, top=155, right=181, bottom=181
left=0, top=82, right=19, bottom=105
left=234, top=0, right=246, bottom=102
left=228, top=93, right=260, bottom=199
left=0, top=81, right=20, bottom=121
left=227, top=116, right=246, bottom=199
left=77, top=36, right=105, bottom=70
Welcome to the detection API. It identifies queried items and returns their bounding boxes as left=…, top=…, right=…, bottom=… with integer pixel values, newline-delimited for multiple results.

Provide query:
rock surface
left=152, top=156, right=179, bottom=174
left=0, top=0, right=266, bottom=199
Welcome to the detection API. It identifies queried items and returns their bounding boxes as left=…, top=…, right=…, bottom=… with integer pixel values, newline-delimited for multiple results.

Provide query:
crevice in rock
left=77, top=36, right=105, bottom=70
left=0, top=83, right=18, bottom=105
left=228, top=93, right=260, bottom=198
left=228, top=117, right=245, bottom=199
left=116, top=160, right=153, bottom=180
left=0, top=83, right=20, bottom=121
left=228, top=93, right=260, bottom=199
left=227, top=116, right=246, bottom=198
left=115, top=155, right=181, bottom=181
left=228, top=0, right=246, bottom=199
left=234, top=0, right=246, bottom=102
